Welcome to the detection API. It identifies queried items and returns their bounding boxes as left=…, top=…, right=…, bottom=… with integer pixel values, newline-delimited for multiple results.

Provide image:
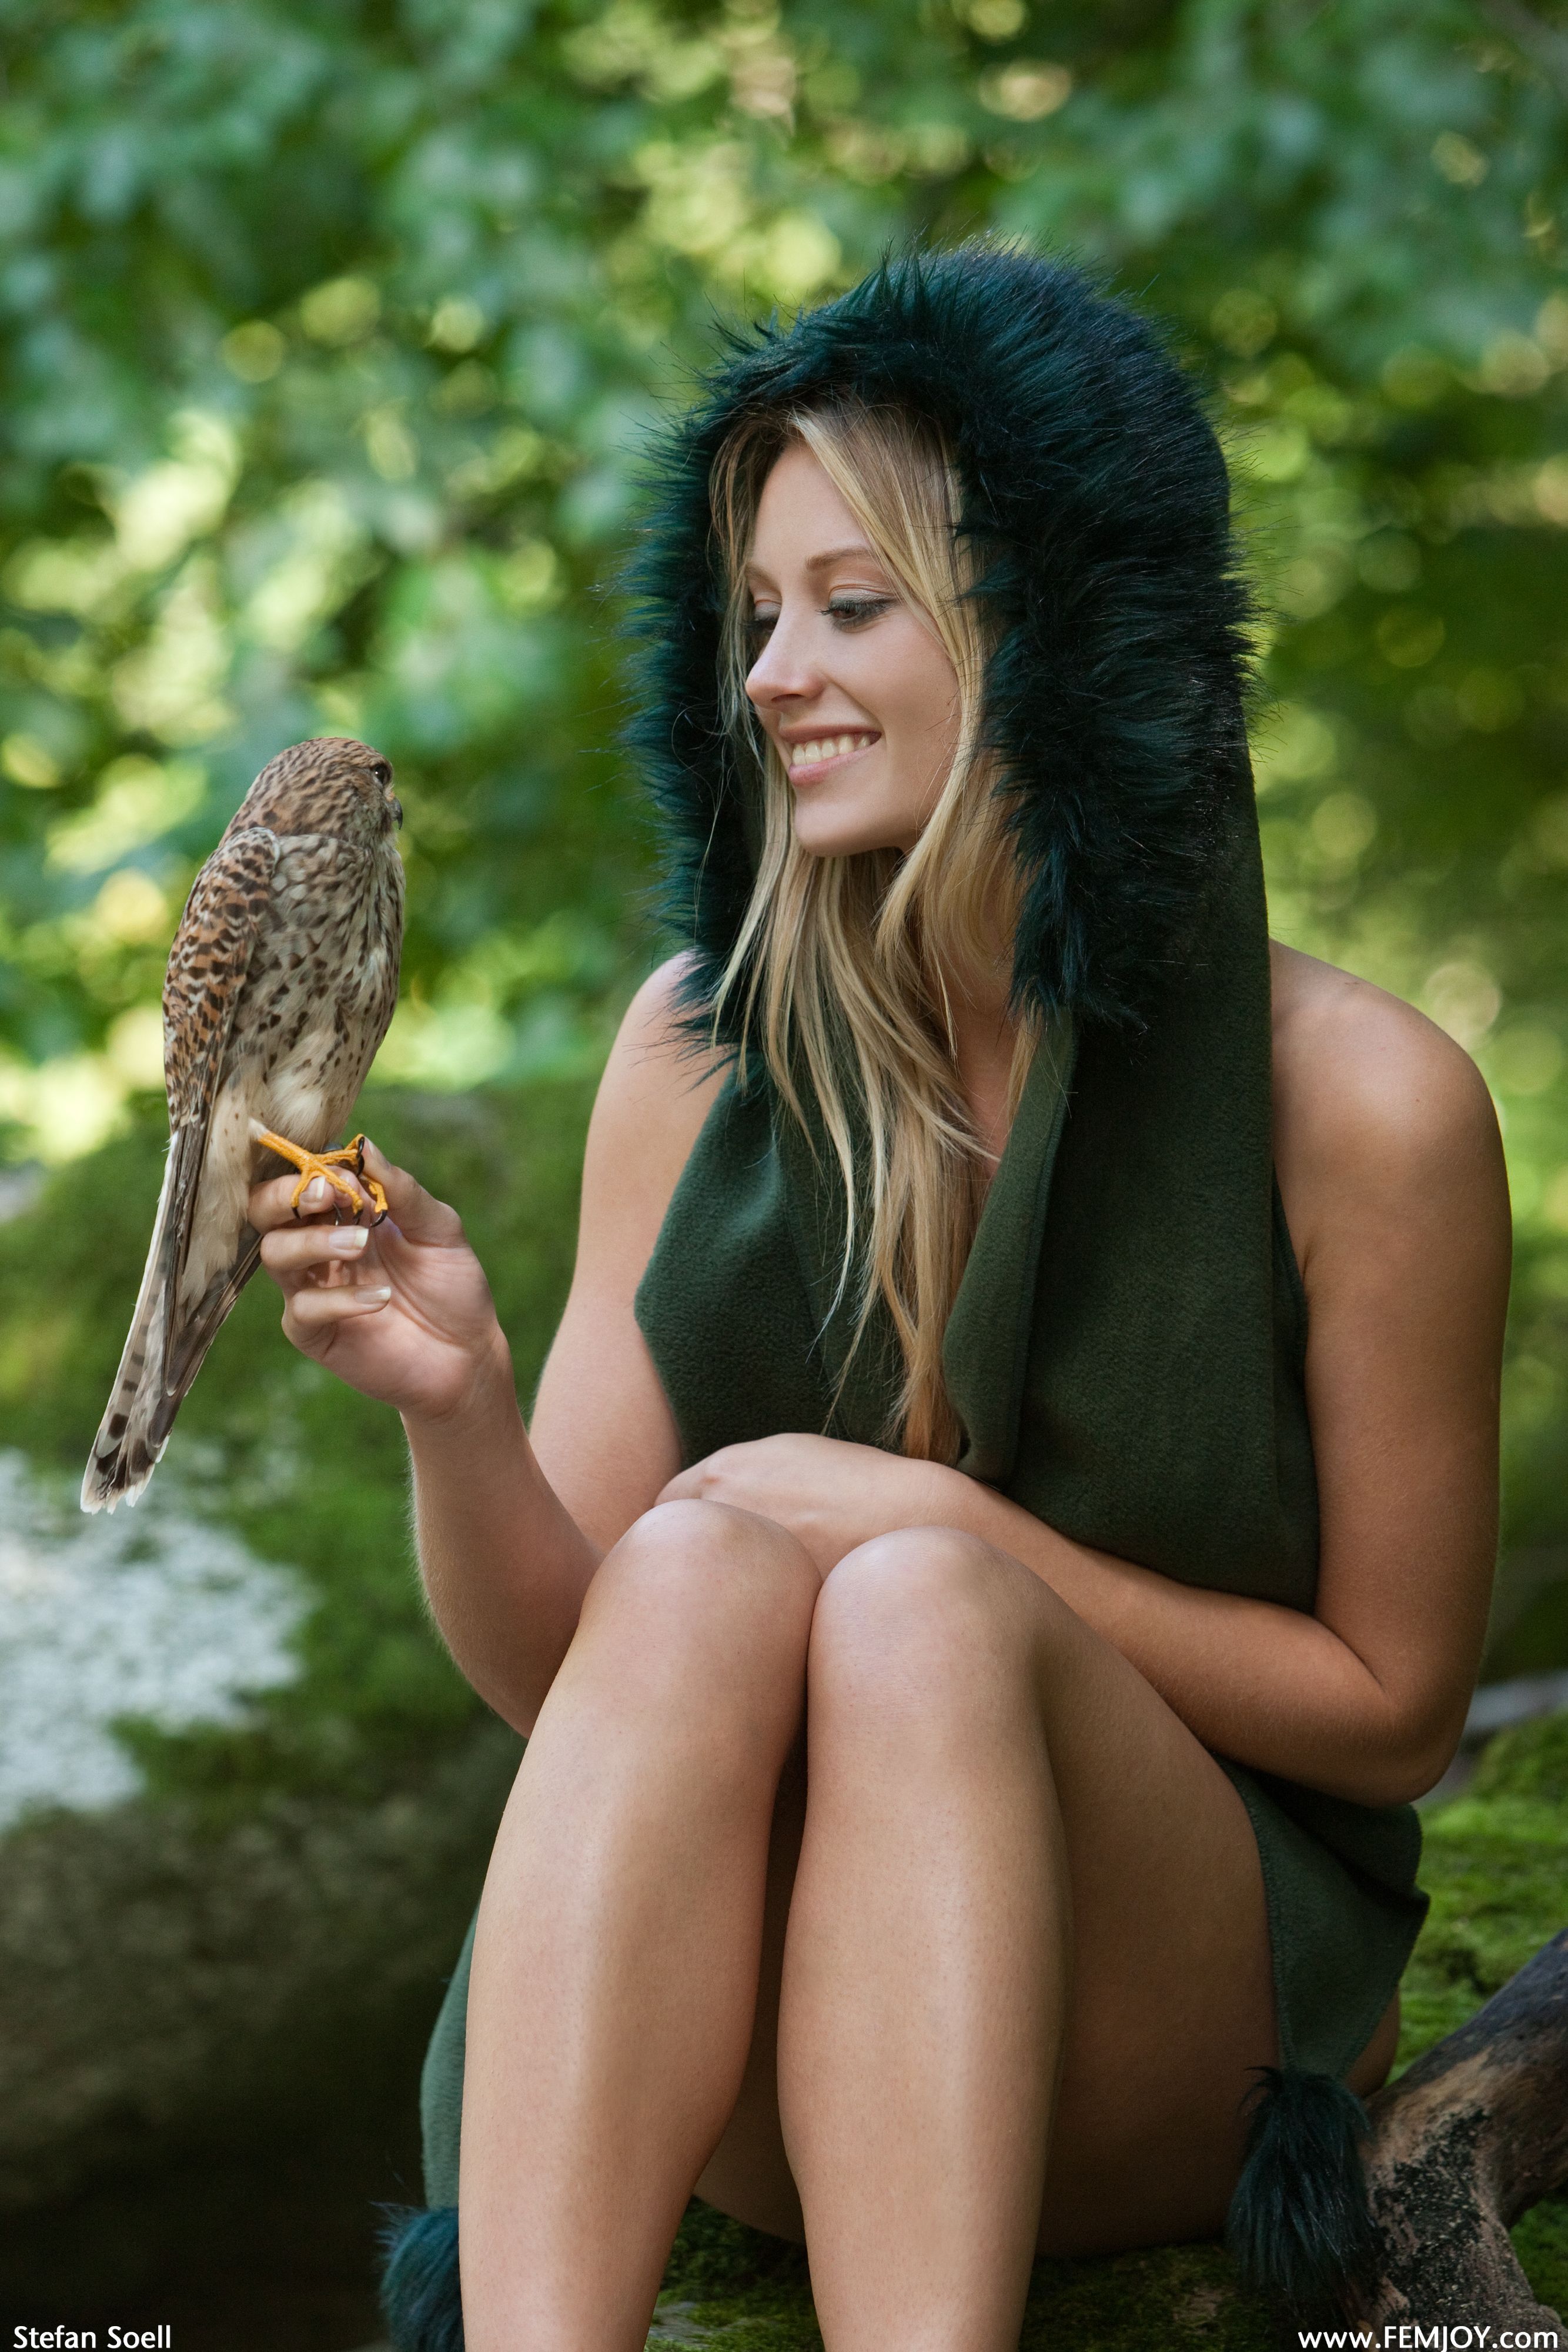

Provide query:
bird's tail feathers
left=82, top=1114, right=276, bottom=1514
left=82, top=1138, right=188, bottom=1512
left=163, top=1226, right=263, bottom=1408
left=80, top=1120, right=267, bottom=1512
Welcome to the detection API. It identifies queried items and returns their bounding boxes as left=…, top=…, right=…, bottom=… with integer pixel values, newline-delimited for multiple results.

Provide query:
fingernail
left=303, top=1177, right=330, bottom=1205
left=348, top=1285, right=392, bottom=1307
left=329, top=1227, right=370, bottom=1254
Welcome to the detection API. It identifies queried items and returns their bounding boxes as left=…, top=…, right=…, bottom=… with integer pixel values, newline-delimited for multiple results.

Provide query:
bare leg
left=459, top=1499, right=818, bottom=2352
left=778, top=1532, right=1068, bottom=2352
left=763, top=1528, right=1280, bottom=2352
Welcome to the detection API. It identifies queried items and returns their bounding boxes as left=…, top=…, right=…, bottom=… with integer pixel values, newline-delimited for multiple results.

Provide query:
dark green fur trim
left=379, top=2203, right=463, bottom=2352
left=1225, top=2066, right=1377, bottom=2318
left=623, top=239, right=1255, bottom=1033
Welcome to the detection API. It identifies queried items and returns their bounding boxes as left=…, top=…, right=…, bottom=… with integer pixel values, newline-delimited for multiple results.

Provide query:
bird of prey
left=82, top=737, right=405, bottom=1512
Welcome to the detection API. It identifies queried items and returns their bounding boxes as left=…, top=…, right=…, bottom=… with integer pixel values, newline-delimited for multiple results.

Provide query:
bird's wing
left=82, top=826, right=278, bottom=1509
left=165, top=825, right=279, bottom=1122
left=160, top=824, right=278, bottom=1317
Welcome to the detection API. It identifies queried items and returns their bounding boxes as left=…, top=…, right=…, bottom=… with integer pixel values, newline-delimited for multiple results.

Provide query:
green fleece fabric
left=421, top=1913, right=474, bottom=2209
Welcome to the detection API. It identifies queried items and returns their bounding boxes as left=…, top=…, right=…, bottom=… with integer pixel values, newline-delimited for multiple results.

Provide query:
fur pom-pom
left=1225, top=2066, right=1377, bottom=2318
left=379, top=2203, right=463, bottom=2352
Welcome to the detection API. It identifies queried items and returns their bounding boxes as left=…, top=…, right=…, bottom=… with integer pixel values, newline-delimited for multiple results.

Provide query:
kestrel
left=82, top=737, right=406, bottom=1512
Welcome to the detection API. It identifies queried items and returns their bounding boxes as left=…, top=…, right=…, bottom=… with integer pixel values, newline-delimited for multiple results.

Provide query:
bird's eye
left=372, top=760, right=393, bottom=788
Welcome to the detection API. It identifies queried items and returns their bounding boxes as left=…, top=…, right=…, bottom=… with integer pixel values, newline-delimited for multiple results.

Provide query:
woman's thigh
left=694, top=1528, right=1390, bottom=2257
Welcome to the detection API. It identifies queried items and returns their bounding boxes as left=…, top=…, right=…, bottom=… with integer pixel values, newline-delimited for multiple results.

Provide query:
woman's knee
left=810, top=1526, right=1055, bottom=1730
left=579, top=1498, right=817, bottom=1715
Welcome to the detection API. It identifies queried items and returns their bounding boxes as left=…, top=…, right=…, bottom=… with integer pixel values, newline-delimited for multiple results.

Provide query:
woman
left=250, top=247, right=1509, bottom=2351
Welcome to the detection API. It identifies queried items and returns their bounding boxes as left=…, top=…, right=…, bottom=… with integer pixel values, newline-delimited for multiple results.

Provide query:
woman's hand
left=249, top=1140, right=511, bottom=1426
left=658, top=1432, right=962, bottom=1578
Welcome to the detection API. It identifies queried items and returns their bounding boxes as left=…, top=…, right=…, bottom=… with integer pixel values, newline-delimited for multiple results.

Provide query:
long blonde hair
left=708, top=399, right=1035, bottom=1462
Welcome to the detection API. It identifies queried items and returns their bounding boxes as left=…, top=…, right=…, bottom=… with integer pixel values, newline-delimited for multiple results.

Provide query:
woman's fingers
left=260, top=1222, right=376, bottom=1277
left=286, top=1281, right=392, bottom=1330
left=357, top=1141, right=467, bottom=1244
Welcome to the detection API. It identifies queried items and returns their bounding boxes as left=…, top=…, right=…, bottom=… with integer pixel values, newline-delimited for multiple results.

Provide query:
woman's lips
left=783, top=731, right=881, bottom=783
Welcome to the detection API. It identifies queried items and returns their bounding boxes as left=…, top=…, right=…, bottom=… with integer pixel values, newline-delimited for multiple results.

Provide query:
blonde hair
left=708, top=399, right=1035, bottom=1462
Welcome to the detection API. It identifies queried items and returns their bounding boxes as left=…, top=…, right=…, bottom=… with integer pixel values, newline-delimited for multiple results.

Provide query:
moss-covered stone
left=0, top=1720, right=521, bottom=2210
left=649, top=2211, right=1281, bottom=2348
left=1397, top=1714, right=1568, bottom=2064
left=647, top=2196, right=1568, bottom=2352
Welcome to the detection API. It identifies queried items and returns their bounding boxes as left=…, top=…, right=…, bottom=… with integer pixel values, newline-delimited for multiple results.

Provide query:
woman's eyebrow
left=743, top=542, right=887, bottom=589
left=804, top=542, right=881, bottom=573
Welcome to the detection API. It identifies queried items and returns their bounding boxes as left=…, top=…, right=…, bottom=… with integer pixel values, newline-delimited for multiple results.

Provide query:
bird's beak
left=390, top=796, right=403, bottom=828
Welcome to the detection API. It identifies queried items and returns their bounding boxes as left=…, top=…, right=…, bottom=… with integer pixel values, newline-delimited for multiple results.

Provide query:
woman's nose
left=744, top=607, right=820, bottom=708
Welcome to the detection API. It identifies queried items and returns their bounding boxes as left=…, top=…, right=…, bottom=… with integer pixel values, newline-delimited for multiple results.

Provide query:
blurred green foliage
left=0, top=1082, right=594, bottom=1800
left=5, top=0, right=1568, bottom=1593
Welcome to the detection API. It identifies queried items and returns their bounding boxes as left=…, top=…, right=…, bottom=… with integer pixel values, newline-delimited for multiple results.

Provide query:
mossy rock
left=1398, top=1712, right=1568, bottom=2063
left=650, top=2208, right=1275, bottom=2348
left=0, top=1720, right=521, bottom=2222
left=648, top=2193, right=1568, bottom=2350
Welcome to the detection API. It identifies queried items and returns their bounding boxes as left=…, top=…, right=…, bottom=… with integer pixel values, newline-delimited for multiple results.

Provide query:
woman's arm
left=250, top=956, right=724, bottom=1733
left=664, top=951, right=1511, bottom=1809
left=1034, top=951, right=1508, bottom=1805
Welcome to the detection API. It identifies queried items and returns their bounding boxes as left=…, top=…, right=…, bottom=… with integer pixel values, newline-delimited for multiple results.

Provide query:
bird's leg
left=249, top=1125, right=390, bottom=1223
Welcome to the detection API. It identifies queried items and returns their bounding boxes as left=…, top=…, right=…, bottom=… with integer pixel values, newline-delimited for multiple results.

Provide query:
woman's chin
left=791, top=802, right=921, bottom=860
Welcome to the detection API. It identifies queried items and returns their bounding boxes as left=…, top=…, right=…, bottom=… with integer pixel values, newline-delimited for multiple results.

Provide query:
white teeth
left=789, top=733, right=874, bottom=769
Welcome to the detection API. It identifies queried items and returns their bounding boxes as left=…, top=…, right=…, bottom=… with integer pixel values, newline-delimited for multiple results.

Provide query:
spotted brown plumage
left=82, top=737, right=405, bottom=1511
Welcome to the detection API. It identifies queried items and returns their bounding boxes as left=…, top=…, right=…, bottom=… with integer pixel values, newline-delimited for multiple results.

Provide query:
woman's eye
left=824, top=596, right=892, bottom=628
left=747, top=609, right=778, bottom=638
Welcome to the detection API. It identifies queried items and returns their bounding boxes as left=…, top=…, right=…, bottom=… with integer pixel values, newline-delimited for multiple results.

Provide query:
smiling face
left=742, top=440, right=962, bottom=859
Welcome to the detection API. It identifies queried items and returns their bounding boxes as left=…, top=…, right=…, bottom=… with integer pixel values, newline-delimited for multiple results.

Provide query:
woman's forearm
left=927, top=1473, right=1450, bottom=1806
left=667, top=1432, right=1466, bottom=1806
left=403, top=1338, right=603, bottom=1734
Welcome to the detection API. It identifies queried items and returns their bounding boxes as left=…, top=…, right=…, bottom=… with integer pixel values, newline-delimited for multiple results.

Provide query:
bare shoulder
left=577, top=953, right=730, bottom=1278
left=1270, top=941, right=1509, bottom=1278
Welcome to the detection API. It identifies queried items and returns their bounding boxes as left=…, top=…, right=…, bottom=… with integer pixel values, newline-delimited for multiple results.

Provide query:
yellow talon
left=252, top=1127, right=389, bottom=1223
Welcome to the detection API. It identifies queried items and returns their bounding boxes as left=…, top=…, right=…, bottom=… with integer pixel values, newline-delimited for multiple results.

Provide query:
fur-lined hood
left=624, top=240, right=1256, bottom=1031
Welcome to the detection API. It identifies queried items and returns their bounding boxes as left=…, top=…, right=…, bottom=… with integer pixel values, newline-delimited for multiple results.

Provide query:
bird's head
left=232, top=737, right=403, bottom=846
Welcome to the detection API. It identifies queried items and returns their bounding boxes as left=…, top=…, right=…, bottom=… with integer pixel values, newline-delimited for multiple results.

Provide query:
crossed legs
left=459, top=1499, right=1365, bottom=2350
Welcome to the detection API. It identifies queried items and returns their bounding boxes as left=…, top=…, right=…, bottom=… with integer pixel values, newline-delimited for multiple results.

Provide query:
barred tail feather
left=81, top=1138, right=186, bottom=1512
left=81, top=1122, right=265, bottom=1512
left=1225, top=2066, right=1377, bottom=2320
